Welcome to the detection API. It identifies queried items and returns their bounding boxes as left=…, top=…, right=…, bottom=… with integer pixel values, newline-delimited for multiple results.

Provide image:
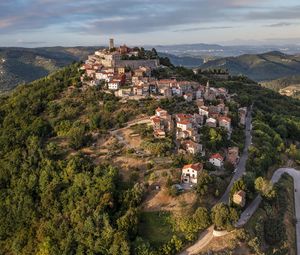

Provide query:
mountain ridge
left=199, top=51, right=300, bottom=81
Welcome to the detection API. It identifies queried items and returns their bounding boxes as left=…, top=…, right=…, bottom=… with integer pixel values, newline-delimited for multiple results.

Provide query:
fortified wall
left=114, top=59, right=160, bottom=69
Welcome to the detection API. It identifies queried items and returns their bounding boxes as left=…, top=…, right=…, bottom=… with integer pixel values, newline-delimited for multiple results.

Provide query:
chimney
left=109, top=38, right=114, bottom=50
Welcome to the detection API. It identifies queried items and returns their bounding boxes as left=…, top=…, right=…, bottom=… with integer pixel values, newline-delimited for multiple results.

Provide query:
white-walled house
left=181, top=163, right=203, bottom=184
left=199, top=106, right=209, bottom=117
left=209, top=153, right=224, bottom=168
left=183, top=140, right=203, bottom=155
left=206, top=117, right=217, bottom=128
left=177, top=120, right=192, bottom=131
left=218, top=116, right=231, bottom=132
left=155, top=107, right=168, bottom=118
left=108, top=80, right=120, bottom=90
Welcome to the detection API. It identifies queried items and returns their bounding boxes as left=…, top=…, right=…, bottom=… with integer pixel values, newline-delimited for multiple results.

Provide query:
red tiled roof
left=156, top=107, right=167, bottom=113
left=177, top=120, right=191, bottom=125
left=151, top=116, right=161, bottom=123
left=235, top=190, right=246, bottom=197
left=219, top=116, right=231, bottom=123
left=210, top=153, right=224, bottom=161
left=183, top=163, right=203, bottom=171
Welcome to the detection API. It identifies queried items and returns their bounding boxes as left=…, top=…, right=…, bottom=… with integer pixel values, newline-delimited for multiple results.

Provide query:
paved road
left=219, top=106, right=252, bottom=203
left=235, top=167, right=300, bottom=255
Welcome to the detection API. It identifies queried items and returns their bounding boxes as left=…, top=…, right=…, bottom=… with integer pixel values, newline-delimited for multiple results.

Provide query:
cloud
left=247, top=5, right=300, bottom=20
left=173, top=26, right=234, bottom=32
left=16, top=39, right=47, bottom=45
left=264, top=22, right=300, bottom=27
left=0, top=0, right=299, bottom=38
left=0, top=0, right=269, bottom=35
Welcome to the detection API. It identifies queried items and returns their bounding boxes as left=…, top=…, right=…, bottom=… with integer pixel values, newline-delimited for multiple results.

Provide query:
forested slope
left=0, top=64, right=144, bottom=254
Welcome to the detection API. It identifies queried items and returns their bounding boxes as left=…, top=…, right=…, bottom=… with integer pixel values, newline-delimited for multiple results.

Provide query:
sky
left=0, top=0, right=300, bottom=47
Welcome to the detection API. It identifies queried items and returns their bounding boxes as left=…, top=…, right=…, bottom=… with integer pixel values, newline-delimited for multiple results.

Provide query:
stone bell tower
left=109, top=38, right=114, bottom=50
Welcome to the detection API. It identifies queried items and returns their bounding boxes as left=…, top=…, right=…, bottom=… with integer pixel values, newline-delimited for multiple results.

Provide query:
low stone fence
left=213, top=229, right=229, bottom=237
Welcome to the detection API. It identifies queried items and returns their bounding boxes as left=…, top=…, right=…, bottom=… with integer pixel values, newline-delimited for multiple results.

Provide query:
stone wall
left=115, top=59, right=159, bottom=69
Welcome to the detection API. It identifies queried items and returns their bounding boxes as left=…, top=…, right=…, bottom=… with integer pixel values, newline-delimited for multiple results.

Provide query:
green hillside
left=200, top=51, right=300, bottom=81
left=0, top=47, right=98, bottom=91
left=261, top=75, right=300, bottom=90
left=0, top=63, right=300, bottom=254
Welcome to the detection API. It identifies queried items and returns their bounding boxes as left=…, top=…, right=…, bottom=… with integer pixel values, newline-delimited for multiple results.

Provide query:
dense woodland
left=0, top=62, right=300, bottom=254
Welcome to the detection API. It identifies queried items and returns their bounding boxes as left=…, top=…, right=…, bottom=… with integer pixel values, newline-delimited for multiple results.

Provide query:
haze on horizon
left=1, top=0, right=300, bottom=47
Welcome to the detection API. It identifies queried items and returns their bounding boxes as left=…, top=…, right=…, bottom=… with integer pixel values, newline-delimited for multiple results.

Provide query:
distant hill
left=158, top=52, right=203, bottom=67
left=261, top=75, right=300, bottom=99
left=261, top=75, right=300, bottom=90
left=150, top=43, right=300, bottom=58
left=199, top=51, right=300, bottom=81
left=0, top=47, right=98, bottom=91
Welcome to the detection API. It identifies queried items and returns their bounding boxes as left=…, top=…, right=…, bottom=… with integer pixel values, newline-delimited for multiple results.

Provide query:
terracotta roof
left=155, top=129, right=165, bottom=135
left=183, top=163, right=203, bottom=171
left=156, top=107, right=167, bottom=113
left=177, top=120, right=191, bottom=125
left=157, top=79, right=177, bottom=84
left=184, top=140, right=199, bottom=148
left=151, top=116, right=161, bottom=123
left=210, top=153, right=224, bottom=161
left=219, top=116, right=231, bottom=123
left=235, top=190, right=246, bottom=197
left=176, top=113, right=193, bottom=119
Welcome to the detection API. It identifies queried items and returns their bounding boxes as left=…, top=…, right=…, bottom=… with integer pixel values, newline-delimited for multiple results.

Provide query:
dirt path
left=178, top=226, right=214, bottom=255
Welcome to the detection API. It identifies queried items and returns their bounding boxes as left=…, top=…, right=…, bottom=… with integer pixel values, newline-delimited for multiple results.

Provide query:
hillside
left=158, top=52, right=203, bottom=67
left=0, top=47, right=98, bottom=91
left=261, top=75, right=300, bottom=90
left=200, top=51, right=300, bottom=81
left=1, top=62, right=300, bottom=254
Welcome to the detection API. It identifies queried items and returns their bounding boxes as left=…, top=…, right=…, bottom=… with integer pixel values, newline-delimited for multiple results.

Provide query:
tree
left=254, top=177, right=276, bottom=200
left=211, top=203, right=239, bottom=230
left=264, top=218, right=284, bottom=245
left=195, top=171, right=214, bottom=196
left=193, top=207, right=211, bottom=230
left=109, top=232, right=130, bottom=255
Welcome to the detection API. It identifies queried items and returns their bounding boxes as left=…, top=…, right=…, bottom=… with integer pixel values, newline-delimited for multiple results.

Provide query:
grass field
left=138, top=211, right=174, bottom=248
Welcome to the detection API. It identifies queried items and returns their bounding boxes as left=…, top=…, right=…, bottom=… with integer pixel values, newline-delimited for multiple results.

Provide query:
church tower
left=109, top=38, right=114, bottom=50
left=205, top=80, right=210, bottom=98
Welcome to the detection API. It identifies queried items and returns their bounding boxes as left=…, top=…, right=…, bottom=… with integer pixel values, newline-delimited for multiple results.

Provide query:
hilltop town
left=80, top=39, right=248, bottom=194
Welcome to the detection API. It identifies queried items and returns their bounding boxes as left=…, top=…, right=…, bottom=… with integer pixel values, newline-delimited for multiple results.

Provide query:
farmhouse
left=181, top=163, right=203, bottom=184
left=209, top=153, right=224, bottom=168
left=233, top=190, right=246, bottom=207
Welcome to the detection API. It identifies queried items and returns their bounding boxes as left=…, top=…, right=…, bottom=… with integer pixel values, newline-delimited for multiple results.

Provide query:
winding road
left=236, top=167, right=300, bottom=255
left=180, top=167, right=300, bottom=255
